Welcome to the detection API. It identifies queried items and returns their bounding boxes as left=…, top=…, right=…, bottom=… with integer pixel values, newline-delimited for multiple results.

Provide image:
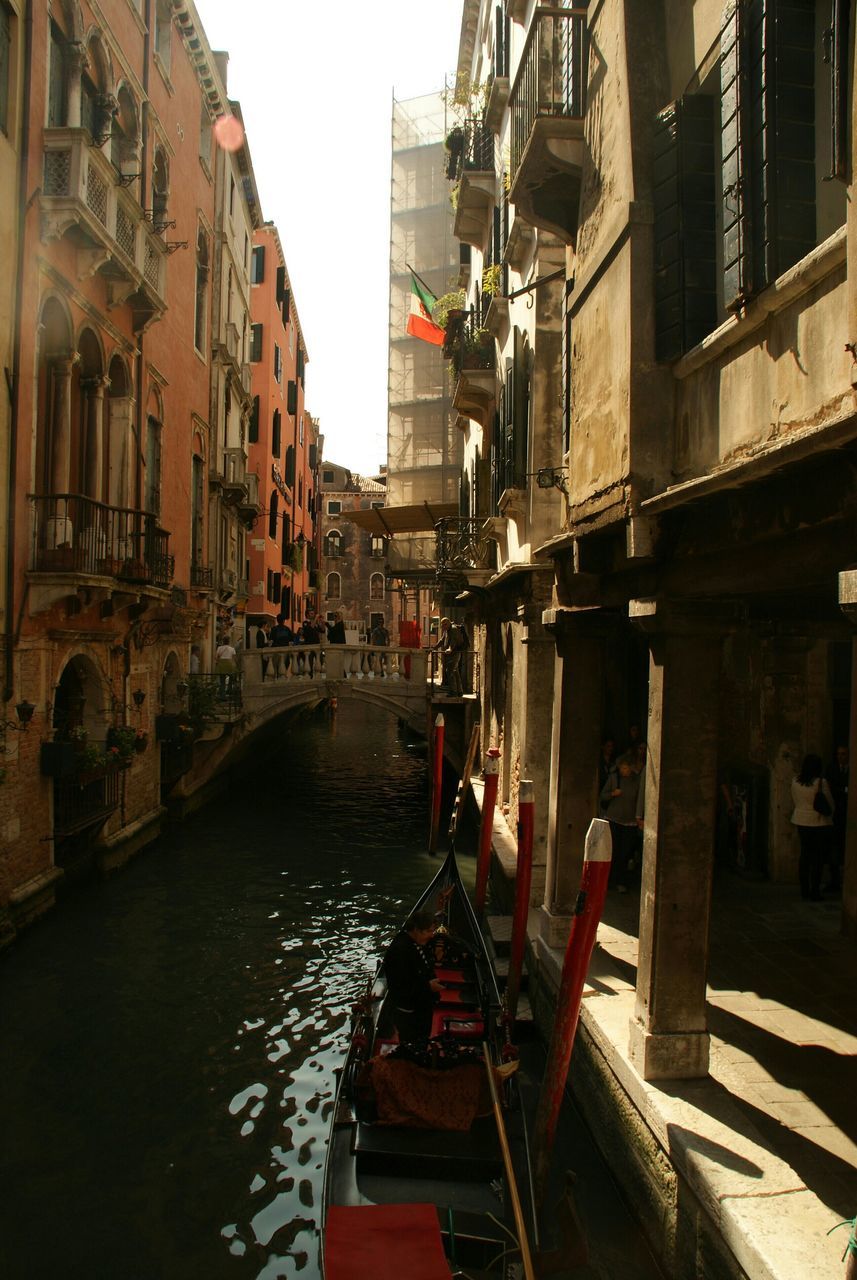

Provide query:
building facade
left=319, top=462, right=389, bottom=640
left=246, top=223, right=318, bottom=633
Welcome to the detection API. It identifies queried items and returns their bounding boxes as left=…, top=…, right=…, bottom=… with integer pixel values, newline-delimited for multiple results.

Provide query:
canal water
left=0, top=704, right=446, bottom=1280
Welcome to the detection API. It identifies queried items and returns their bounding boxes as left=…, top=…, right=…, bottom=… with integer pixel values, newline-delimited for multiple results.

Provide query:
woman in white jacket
left=791, top=753, right=834, bottom=901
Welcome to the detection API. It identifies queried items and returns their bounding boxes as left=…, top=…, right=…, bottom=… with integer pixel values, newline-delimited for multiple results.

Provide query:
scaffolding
left=387, top=92, right=462, bottom=582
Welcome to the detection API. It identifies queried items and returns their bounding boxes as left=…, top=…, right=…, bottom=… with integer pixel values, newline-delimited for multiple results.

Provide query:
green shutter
left=287, top=380, right=297, bottom=416
left=285, top=445, right=295, bottom=487
left=248, top=395, right=259, bottom=444
left=272, top=409, right=281, bottom=458
left=512, top=328, right=529, bottom=489
left=721, top=0, right=751, bottom=310
left=654, top=96, right=717, bottom=361
left=276, top=265, right=286, bottom=302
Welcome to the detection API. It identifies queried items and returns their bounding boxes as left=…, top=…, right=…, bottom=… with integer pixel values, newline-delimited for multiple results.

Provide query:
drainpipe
left=4, top=0, right=34, bottom=707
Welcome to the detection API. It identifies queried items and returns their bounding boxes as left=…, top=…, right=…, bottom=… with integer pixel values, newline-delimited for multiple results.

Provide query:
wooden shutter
left=512, top=328, right=529, bottom=489
left=654, top=96, right=717, bottom=360
left=276, top=264, right=286, bottom=302
left=287, top=380, right=297, bottom=415
left=308, top=443, right=317, bottom=470
left=828, top=0, right=851, bottom=180
left=721, top=0, right=751, bottom=310
left=250, top=324, right=263, bottom=362
left=281, top=288, right=291, bottom=328
left=285, top=445, right=295, bottom=487
left=272, top=409, right=281, bottom=458
left=248, top=395, right=259, bottom=444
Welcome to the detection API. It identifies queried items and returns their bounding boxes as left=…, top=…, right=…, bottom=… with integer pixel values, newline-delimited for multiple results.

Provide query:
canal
left=0, top=704, right=442, bottom=1279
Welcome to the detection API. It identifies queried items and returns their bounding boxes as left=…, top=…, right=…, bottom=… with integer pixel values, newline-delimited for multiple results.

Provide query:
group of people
left=791, top=747, right=848, bottom=900
left=598, top=728, right=646, bottom=893
left=252, top=612, right=394, bottom=680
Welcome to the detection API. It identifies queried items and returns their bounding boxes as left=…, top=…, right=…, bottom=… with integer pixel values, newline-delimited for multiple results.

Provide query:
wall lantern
left=132, top=688, right=147, bottom=708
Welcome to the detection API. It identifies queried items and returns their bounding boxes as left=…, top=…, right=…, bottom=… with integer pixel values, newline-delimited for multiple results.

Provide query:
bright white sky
left=194, top=0, right=465, bottom=477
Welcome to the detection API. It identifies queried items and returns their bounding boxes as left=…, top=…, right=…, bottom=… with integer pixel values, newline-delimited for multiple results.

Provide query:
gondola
left=321, top=849, right=536, bottom=1280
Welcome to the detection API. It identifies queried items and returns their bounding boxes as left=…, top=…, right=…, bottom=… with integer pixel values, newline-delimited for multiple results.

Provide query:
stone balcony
left=448, top=118, right=496, bottom=251
left=435, top=518, right=495, bottom=588
left=508, top=7, right=588, bottom=244
left=40, top=129, right=167, bottom=332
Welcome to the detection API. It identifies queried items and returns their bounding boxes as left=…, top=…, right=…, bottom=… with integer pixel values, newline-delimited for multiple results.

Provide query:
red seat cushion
left=435, top=967, right=467, bottom=984
left=325, top=1203, right=451, bottom=1279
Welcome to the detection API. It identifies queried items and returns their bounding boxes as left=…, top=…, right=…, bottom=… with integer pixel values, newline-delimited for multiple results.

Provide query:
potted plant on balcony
left=461, top=326, right=494, bottom=369
left=106, top=725, right=138, bottom=763
left=76, top=742, right=108, bottom=782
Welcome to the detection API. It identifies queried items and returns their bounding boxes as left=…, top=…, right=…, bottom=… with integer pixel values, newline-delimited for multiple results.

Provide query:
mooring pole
left=532, top=818, right=612, bottom=1202
left=506, top=780, right=535, bottom=1019
left=475, top=747, right=501, bottom=913
left=429, top=712, right=445, bottom=854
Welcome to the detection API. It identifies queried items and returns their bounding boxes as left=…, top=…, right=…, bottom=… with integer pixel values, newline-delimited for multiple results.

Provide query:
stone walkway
left=589, top=871, right=857, bottom=1278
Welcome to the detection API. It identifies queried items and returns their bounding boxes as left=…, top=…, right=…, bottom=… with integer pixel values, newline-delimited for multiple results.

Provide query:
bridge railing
left=241, top=644, right=429, bottom=690
left=427, top=647, right=480, bottom=696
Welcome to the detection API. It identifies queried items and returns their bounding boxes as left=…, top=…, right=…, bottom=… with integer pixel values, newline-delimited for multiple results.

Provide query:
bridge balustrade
left=241, top=644, right=429, bottom=690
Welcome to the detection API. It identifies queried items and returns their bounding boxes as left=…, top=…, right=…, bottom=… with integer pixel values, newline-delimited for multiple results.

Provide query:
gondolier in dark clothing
left=384, top=911, right=443, bottom=1043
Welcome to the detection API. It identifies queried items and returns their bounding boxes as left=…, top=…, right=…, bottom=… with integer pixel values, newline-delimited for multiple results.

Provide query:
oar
left=482, top=1043, right=536, bottom=1280
left=447, top=721, right=481, bottom=847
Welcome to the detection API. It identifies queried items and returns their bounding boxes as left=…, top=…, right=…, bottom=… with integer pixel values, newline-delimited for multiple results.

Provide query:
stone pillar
left=82, top=375, right=109, bottom=501
left=66, top=45, right=86, bottom=130
left=49, top=357, right=76, bottom=494
left=519, top=607, right=556, bottom=905
left=628, top=600, right=724, bottom=1080
left=539, top=608, right=609, bottom=947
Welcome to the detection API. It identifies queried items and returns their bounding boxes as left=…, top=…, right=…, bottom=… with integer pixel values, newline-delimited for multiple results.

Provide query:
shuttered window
left=285, top=445, right=295, bottom=488
left=248, top=395, right=259, bottom=444
left=653, top=96, right=717, bottom=361
left=276, top=265, right=286, bottom=302
left=249, top=323, right=263, bottom=363
left=251, top=245, right=265, bottom=284
left=272, top=409, right=281, bottom=458
left=287, top=380, right=297, bottom=416
left=720, top=0, right=816, bottom=310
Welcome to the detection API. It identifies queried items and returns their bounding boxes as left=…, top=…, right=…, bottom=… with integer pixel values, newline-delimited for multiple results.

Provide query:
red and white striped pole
left=506, top=779, right=535, bottom=1020
left=475, top=747, right=501, bottom=913
left=533, top=818, right=612, bottom=1202
left=428, top=712, right=445, bottom=854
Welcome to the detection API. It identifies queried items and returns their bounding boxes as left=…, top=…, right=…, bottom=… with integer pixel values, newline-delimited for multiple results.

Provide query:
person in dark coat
left=383, top=910, right=443, bottom=1042
left=327, top=611, right=346, bottom=644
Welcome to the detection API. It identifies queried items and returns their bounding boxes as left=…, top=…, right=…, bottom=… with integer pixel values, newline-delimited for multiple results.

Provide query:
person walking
left=214, top=637, right=237, bottom=697
left=600, top=754, right=643, bottom=893
left=791, top=753, right=834, bottom=901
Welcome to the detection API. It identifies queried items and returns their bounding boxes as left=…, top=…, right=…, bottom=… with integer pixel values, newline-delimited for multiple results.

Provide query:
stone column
left=539, top=607, right=609, bottom=947
left=82, top=375, right=109, bottom=501
left=49, top=356, right=77, bottom=495
left=628, top=599, right=724, bottom=1080
left=66, top=45, right=87, bottom=130
left=519, top=607, right=556, bottom=906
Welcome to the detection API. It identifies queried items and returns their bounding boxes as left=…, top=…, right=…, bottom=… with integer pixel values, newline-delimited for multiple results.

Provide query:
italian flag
left=406, top=273, right=445, bottom=346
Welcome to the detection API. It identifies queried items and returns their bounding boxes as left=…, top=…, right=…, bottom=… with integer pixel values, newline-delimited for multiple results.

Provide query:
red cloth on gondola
left=324, top=1203, right=451, bottom=1279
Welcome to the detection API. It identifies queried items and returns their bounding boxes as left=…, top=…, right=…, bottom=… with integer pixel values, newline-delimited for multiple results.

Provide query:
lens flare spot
left=214, top=114, right=245, bottom=152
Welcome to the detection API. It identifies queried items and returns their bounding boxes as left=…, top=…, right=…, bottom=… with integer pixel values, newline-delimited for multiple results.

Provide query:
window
left=276, top=265, right=286, bottom=303
left=251, top=245, right=265, bottom=284
left=323, top=469, right=335, bottom=484
left=145, top=415, right=162, bottom=515
left=297, top=347, right=305, bottom=383
left=154, top=0, right=172, bottom=72
left=271, top=410, right=281, bottom=458
left=199, top=98, right=212, bottom=168
left=48, top=21, right=68, bottom=127
left=325, top=530, right=341, bottom=558
left=285, top=445, right=295, bottom=487
left=249, top=323, right=263, bottom=363
left=229, top=174, right=235, bottom=217
left=326, top=572, right=341, bottom=599
left=248, top=395, right=259, bottom=444
left=194, top=230, right=209, bottom=354
left=274, top=344, right=282, bottom=383
left=287, top=380, right=297, bottom=416
left=152, top=148, right=169, bottom=227
left=327, top=499, right=341, bottom=516
left=370, top=573, right=385, bottom=601
left=191, top=454, right=204, bottom=569
left=0, top=3, right=11, bottom=136
left=370, top=535, right=385, bottom=558
left=268, top=491, right=278, bottom=540
left=371, top=501, right=384, bottom=509
left=299, top=415, right=304, bottom=445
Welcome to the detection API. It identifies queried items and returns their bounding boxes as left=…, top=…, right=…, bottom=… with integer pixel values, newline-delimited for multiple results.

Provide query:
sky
left=194, top=0, right=466, bottom=478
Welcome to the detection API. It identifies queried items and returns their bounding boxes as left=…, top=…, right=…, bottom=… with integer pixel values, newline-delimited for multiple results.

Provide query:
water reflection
left=0, top=704, right=451, bottom=1279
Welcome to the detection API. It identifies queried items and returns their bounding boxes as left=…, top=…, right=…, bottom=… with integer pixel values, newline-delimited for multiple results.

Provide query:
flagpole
left=405, top=262, right=438, bottom=303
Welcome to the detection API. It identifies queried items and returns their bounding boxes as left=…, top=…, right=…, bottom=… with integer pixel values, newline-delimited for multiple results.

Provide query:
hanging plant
left=432, top=289, right=466, bottom=331
left=481, top=264, right=502, bottom=298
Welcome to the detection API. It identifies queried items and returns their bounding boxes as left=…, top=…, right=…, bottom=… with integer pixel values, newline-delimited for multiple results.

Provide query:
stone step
left=486, top=914, right=513, bottom=954
left=492, top=955, right=529, bottom=988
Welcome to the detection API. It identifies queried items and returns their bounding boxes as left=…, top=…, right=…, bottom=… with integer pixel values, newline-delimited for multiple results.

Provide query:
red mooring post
left=428, top=712, right=445, bottom=854
left=532, top=818, right=612, bottom=1201
left=506, top=779, right=535, bottom=1019
left=475, top=747, right=501, bottom=913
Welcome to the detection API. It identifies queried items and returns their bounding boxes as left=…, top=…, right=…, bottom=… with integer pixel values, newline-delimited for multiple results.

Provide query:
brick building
left=319, top=462, right=389, bottom=640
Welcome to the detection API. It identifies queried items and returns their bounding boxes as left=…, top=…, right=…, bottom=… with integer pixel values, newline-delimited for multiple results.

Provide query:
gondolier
left=383, top=911, right=443, bottom=1042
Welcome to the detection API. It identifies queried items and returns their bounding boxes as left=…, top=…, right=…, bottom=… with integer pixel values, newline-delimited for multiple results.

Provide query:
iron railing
left=190, top=561, right=213, bottom=589
left=446, top=116, right=495, bottom=183
left=435, top=518, right=493, bottom=577
left=54, top=765, right=120, bottom=838
left=30, top=494, right=173, bottom=587
left=188, top=672, right=243, bottom=720
left=442, top=309, right=496, bottom=378
left=509, top=7, right=589, bottom=179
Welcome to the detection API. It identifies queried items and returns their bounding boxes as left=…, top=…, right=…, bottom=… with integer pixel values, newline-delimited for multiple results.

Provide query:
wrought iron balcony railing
left=190, top=561, right=213, bottom=589
left=435, top=518, right=493, bottom=578
left=446, top=117, right=495, bottom=184
left=54, top=765, right=120, bottom=839
left=509, top=7, right=589, bottom=179
left=442, top=310, right=496, bottom=379
left=30, top=493, right=174, bottom=587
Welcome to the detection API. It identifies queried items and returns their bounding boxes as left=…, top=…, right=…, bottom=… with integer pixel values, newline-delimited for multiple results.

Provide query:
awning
left=324, top=1203, right=451, bottom=1280
left=340, top=502, right=458, bottom=537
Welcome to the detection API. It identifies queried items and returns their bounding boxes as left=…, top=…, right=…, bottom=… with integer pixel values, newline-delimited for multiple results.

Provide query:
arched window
left=370, top=535, right=386, bottom=558
left=194, top=229, right=209, bottom=354
left=48, top=21, right=70, bottom=127
left=325, top=529, right=341, bottom=558
left=110, top=85, right=139, bottom=176
left=154, top=0, right=172, bottom=72
left=326, top=572, right=341, bottom=600
left=370, top=572, right=384, bottom=601
left=268, top=491, right=278, bottom=541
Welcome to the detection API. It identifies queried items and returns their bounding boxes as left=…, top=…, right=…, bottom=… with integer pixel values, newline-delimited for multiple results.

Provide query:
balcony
left=442, top=311, right=497, bottom=430
left=215, top=321, right=242, bottom=372
left=190, top=561, right=213, bottom=590
left=447, top=118, right=496, bottom=250
left=41, top=129, right=167, bottom=332
left=220, top=447, right=248, bottom=503
left=29, top=493, right=174, bottom=610
left=54, top=765, right=121, bottom=839
left=435, top=518, right=494, bottom=587
left=508, top=7, right=588, bottom=244
left=238, top=470, right=263, bottom=523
